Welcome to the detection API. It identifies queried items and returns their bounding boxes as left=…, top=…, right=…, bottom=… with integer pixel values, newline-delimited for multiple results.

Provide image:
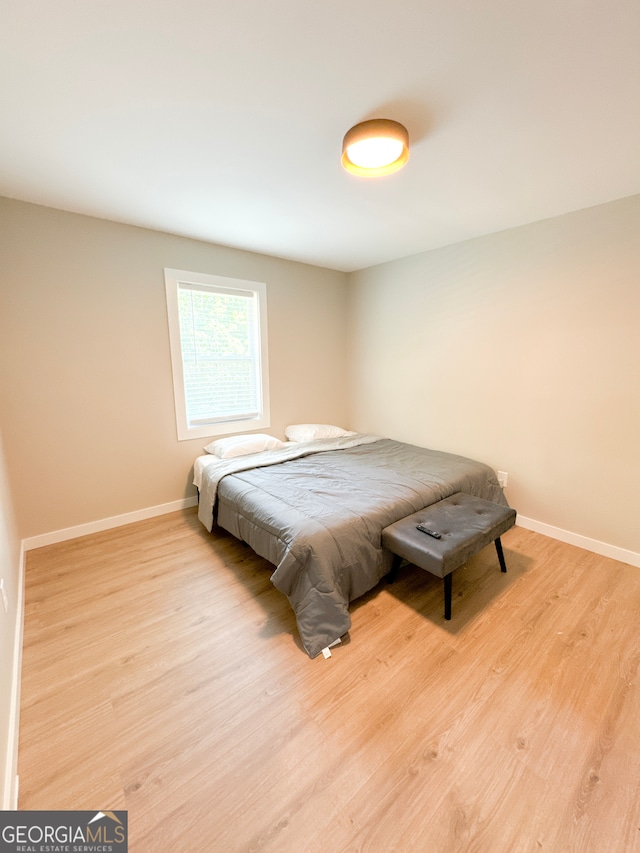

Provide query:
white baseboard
left=22, top=496, right=198, bottom=552
left=517, top=516, right=640, bottom=569
left=21, top=499, right=639, bottom=567
left=2, top=541, right=25, bottom=810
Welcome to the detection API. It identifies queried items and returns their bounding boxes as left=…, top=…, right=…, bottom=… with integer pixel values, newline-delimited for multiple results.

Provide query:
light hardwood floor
left=18, top=508, right=640, bottom=852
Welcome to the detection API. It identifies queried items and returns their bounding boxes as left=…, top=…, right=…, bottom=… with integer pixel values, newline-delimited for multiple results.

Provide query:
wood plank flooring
left=18, top=508, right=640, bottom=852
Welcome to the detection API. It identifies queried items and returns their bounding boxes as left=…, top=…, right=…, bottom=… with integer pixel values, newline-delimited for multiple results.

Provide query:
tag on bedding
left=321, top=638, right=342, bottom=659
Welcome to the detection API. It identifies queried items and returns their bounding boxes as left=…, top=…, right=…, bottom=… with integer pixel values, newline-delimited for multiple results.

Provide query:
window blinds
left=177, top=282, right=262, bottom=427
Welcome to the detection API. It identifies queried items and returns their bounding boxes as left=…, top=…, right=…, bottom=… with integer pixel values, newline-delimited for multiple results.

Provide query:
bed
left=194, top=433, right=507, bottom=658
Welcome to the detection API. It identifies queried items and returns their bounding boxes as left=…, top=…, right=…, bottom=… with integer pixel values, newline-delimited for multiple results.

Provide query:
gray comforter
left=196, top=436, right=507, bottom=658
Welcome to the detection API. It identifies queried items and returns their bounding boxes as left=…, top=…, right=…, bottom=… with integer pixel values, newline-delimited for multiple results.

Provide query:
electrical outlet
left=0, top=579, right=7, bottom=614
left=497, top=471, right=509, bottom=489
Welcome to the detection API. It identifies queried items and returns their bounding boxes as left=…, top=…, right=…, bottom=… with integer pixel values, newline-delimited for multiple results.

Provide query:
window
left=164, top=268, right=270, bottom=441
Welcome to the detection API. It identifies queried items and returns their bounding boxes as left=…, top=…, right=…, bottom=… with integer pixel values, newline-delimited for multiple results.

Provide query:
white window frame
left=164, top=268, right=270, bottom=441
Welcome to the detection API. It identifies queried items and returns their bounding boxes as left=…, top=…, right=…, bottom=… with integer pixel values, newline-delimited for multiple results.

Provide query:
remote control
left=416, top=524, right=441, bottom=539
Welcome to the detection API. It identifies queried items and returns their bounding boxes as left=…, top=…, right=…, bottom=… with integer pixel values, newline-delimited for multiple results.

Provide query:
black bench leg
left=495, top=536, right=508, bottom=572
left=444, top=573, right=452, bottom=620
left=387, top=554, right=402, bottom=584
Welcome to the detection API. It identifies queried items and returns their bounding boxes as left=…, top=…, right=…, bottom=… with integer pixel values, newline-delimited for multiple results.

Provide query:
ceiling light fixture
left=341, top=118, right=409, bottom=177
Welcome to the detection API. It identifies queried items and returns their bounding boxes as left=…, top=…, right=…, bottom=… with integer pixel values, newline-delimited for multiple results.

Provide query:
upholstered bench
left=381, top=493, right=517, bottom=620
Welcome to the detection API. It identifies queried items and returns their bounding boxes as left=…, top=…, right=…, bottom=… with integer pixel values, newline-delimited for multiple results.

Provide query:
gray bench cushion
left=381, top=493, right=516, bottom=579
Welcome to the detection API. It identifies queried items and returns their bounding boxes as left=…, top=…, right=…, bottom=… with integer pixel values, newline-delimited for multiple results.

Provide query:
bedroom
left=1, top=0, right=640, bottom=849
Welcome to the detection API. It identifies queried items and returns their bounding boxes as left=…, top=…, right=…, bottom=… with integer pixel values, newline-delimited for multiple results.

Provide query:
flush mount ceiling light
left=341, top=118, right=409, bottom=177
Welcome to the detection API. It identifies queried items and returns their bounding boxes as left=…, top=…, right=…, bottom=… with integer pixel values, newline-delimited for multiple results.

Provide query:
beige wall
left=347, top=194, right=640, bottom=555
left=0, top=429, right=21, bottom=807
left=2, top=192, right=638, bottom=556
left=0, top=198, right=349, bottom=539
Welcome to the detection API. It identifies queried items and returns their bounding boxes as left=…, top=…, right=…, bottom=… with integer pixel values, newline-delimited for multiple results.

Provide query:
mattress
left=195, top=435, right=507, bottom=658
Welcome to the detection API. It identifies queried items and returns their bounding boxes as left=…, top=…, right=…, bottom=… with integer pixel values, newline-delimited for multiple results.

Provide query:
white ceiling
left=2, top=0, right=640, bottom=272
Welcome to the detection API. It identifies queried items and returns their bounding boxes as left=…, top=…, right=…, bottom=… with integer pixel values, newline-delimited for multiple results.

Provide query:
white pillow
left=203, top=433, right=285, bottom=459
left=284, top=423, right=355, bottom=443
